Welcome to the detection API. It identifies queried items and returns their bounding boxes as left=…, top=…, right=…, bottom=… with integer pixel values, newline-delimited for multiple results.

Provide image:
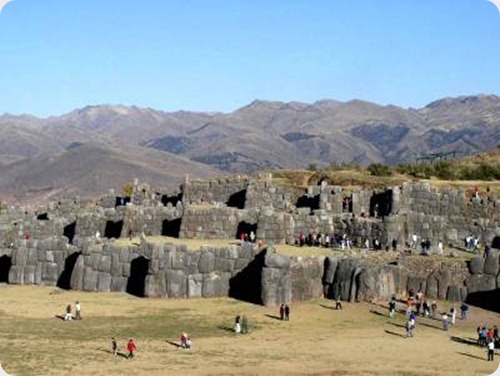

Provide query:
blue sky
left=0, top=0, right=499, bottom=116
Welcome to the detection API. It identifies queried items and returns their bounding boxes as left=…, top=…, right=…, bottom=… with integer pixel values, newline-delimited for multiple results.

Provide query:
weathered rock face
left=469, top=257, right=485, bottom=275
left=483, top=250, right=500, bottom=276
left=356, top=266, right=408, bottom=302
left=331, top=259, right=361, bottom=301
left=261, top=253, right=292, bottom=306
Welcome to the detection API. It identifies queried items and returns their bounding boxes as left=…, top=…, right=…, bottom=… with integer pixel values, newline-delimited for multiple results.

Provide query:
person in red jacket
left=127, top=339, right=137, bottom=359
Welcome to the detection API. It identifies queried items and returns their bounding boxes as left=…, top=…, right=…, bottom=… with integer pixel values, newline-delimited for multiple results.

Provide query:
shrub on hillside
left=367, top=163, right=393, bottom=177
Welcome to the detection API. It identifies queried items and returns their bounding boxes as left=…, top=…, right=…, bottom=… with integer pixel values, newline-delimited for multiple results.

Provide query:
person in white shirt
left=438, top=241, right=444, bottom=255
left=75, top=301, right=81, bottom=320
left=487, top=340, right=495, bottom=361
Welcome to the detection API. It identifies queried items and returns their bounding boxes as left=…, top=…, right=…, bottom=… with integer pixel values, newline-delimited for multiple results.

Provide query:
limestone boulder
left=198, top=252, right=216, bottom=273
left=265, top=253, right=291, bottom=269
left=322, top=256, right=338, bottom=285
left=166, top=270, right=187, bottom=298
left=468, top=257, right=485, bottom=275
left=483, top=250, right=499, bottom=276
left=70, top=254, right=85, bottom=290
left=465, top=274, right=496, bottom=294
left=261, top=267, right=292, bottom=307
left=332, top=259, right=361, bottom=301
left=446, top=285, right=462, bottom=302
left=188, top=274, right=203, bottom=298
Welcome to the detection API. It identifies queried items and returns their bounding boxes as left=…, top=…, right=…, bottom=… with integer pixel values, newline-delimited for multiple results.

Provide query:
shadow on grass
left=384, top=330, right=406, bottom=338
left=99, top=348, right=128, bottom=359
left=54, top=314, right=68, bottom=321
left=457, top=352, right=485, bottom=361
left=319, top=304, right=335, bottom=310
left=451, top=336, right=479, bottom=346
left=166, top=340, right=181, bottom=349
left=218, top=325, right=235, bottom=333
left=388, top=322, right=406, bottom=329
left=419, top=322, right=442, bottom=331
left=369, top=310, right=387, bottom=317
left=264, top=314, right=282, bottom=321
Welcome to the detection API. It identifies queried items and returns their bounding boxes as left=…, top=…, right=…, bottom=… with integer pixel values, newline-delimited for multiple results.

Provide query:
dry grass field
left=0, top=286, right=499, bottom=376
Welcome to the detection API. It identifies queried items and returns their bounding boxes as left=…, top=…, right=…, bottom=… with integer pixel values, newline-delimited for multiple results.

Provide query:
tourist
left=450, top=306, right=456, bottom=325
left=480, top=326, right=488, bottom=347
left=234, top=315, right=241, bottom=333
left=185, top=336, right=192, bottom=350
left=438, top=241, right=444, bottom=255
left=284, top=304, right=290, bottom=321
left=411, top=233, right=418, bottom=249
left=75, top=301, right=81, bottom=320
left=431, top=301, right=438, bottom=318
left=460, top=302, right=469, bottom=320
left=405, top=320, right=414, bottom=338
left=299, top=231, right=305, bottom=247
left=422, top=301, right=430, bottom=318
left=249, top=231, right=256, bottom=243
left=442, top=313, right=449, bottom=331
left=95, top=231, right=100, bottom=239
left=389, top=297, right=396, bottom=318
left=127, top=339, right=137, bottom=359
left=180, top=332, right=188, bottom=349
left=111, top=337, right=118, bottom=356
left=335, top=298, right=343, bottom=310
left=409, top=311, right=416, bottom=327
left=487, top=340, right=495, bottom=361
left=279, top=303, right=285, bottom=320
left=64, top=304, right=72, bottom=321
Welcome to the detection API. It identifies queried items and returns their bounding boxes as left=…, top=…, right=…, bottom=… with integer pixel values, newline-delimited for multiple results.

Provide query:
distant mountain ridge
left=1, top=94, right=499, bottom=202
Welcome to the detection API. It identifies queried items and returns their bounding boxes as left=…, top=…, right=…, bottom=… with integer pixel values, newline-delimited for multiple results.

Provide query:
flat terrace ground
left=0, top=286, right=499, bottom=376
left=114, top=236, right=478, bottom=261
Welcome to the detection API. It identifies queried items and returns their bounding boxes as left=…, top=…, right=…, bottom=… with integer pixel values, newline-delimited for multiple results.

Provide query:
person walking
left=450, top=306, right=456, bottom=325
left=279, top=303, right=285, bottom=321
left=389, top=297, right=396, bottom=318
left=284, top=304, right=290, bottom=321
left=487, top=340, right=495, bottom=361
left=75, top=301, right=82, bottom=320
left=442, top=313, right=449, bottom=331
left=127, top=339, right=137, bottom=359
left=405, top=320, right=414, bottom=338
left=111, top=337, right=118, bottom=356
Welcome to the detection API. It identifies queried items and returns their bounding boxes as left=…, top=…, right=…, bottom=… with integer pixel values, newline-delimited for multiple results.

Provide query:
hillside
left=1, top=94, right=499, bottom=202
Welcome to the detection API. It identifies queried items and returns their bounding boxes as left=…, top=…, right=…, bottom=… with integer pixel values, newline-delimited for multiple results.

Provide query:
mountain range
left=1, top=94, right=499, bottom=203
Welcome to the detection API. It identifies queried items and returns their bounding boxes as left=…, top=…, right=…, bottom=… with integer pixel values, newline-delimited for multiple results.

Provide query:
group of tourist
left=477, top=325, right=499, bottom=361
left=234, top=315, right=250, bottom=333
left=63, top=301, right=82, bottom=321
left=297, top=230, right=357, bottom=250
left=111, top=337, right=137, bottom=358
left=279, top=303, right=291, bottom=321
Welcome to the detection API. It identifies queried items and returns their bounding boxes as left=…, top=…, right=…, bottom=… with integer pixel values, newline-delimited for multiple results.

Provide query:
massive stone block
left=356, top=266, right=401, bottom=301
left=332, top=259, right=360, bottom=301
left=322, top=256, right=338, bottom=285
left=97, top=272, right=111, bottom=292
left=198, top=252, right=216, bottom=273
left=465, top=274, right=497, bottom=294
left=468, top=257, right=485, bottom=275
left=70, top=254, right=85, bottom=290
left=261, top=267, right=292, bottom=306
left=188, top=273, right=203, bottom=298
left=166, top=270, right=187, bottom=298
left=202, top=271, right=225, bottom=297
left=483, top=250, right=499, bottom=276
